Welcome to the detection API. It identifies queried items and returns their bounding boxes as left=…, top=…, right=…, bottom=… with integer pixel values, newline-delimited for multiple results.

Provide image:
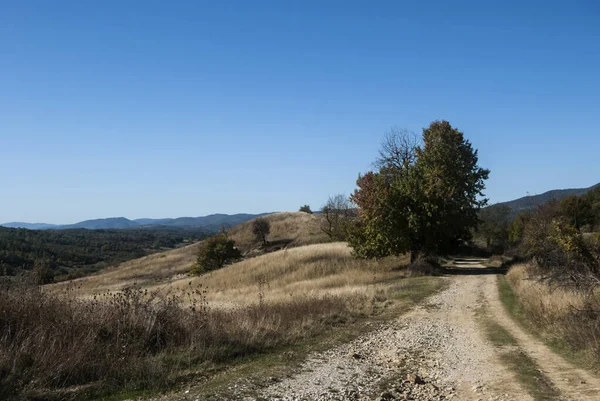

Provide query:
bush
left=521, top=202, right=600, bottom=289
left=299, top=205, right=313, bottom=214
left=191, top=234, right=241, bottom=274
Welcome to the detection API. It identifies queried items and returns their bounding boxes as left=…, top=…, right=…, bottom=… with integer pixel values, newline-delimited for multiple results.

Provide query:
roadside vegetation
left=488, top=186, right=600, bottom=369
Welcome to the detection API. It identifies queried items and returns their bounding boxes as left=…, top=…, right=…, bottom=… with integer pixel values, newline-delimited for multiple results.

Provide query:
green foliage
left=520, top=201, right=600, bottom=287
left=349, top=121, right=489, bottom=260
left=299, top=205, right=313, bottom=214
left=252, top=218, right=271, bottom=245
left=508, top=214, right=528, bottom=246
left=0, top=227, right=206, bottom=280
left=192, top=234, right=242, bottom=274
left=478, top=205, right=511, bottom=252
left=560, top=195, right=593, bottom=230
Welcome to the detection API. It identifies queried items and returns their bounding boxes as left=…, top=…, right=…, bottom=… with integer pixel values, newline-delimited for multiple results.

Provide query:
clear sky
left=1, top=1, right=599, bottom=224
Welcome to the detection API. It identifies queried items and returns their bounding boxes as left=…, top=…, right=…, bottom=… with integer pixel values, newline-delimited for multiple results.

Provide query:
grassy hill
left=17, top=212, right=444, bottom=400
left=50, top=212, right=330, bottom=294
left=228, top=211, right=329, bottom=253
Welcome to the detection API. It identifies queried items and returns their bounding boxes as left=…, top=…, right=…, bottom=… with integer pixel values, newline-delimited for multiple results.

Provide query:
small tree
left=252, top=218, right=271, bottom=245
left=299, top=205, right=313, bottom=214
left=192, top=234, right=241, bottom=274
left=321, top=194, right=354, bottom=241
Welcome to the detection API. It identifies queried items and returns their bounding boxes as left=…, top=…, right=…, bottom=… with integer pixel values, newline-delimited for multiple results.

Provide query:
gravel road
left=159, top=259, right=600, bottom=400
left=258, top=269, right=529, bottom=401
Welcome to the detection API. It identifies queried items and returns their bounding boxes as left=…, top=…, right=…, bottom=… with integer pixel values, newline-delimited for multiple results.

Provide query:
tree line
left=478, top=187, right=600, bottom=253
left=0, top=227, right=207, bottom=283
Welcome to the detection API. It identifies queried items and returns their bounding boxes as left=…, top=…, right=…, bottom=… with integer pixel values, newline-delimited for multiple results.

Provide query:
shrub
left=191, top=234, right=241, bottom=274
left=521, top=202, right=600, bottom=289
left=299, top=205, right=313, bottom=214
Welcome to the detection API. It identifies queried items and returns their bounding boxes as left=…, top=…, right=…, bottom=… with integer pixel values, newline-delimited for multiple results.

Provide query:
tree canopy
left=252, top=218, right=271, bottom=245
left=349, top=121, right=490, bottom=260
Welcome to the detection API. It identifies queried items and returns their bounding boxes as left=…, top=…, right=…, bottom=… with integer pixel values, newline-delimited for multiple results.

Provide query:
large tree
left=349, top=120, right=490, bottom=261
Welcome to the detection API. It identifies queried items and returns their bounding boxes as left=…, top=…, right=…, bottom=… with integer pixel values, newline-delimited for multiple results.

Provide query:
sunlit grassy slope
left=50, top=212, right=331, bottom=296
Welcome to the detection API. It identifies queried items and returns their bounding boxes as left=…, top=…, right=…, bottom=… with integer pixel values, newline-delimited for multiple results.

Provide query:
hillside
left=228, top=211, right=329, bottom=253
left=62, top=217, right=140, bottom=230
left=50, top=212, right=330, bottom=294
left=0, top=226, right=207, bottom=280
left=493, top=182, right=600, bottom=213
left=0, top=222, right=59, bottom=229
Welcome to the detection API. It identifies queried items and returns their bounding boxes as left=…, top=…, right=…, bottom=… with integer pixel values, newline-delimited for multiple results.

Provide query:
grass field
left=5, top=217, right=439, bottom=401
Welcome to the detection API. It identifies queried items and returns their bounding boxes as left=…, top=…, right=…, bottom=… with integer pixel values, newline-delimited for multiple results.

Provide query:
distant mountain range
left=1, top=213, right=267, bottom=231
left=4, top=182, right=599, bottom=231
left=493, top=182, right=600, bottom=213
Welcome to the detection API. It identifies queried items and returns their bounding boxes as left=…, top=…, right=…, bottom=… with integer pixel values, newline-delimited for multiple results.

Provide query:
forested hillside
left=494, top=182, right=600, bottom=214
left=0, top=227, right=207, bottom=281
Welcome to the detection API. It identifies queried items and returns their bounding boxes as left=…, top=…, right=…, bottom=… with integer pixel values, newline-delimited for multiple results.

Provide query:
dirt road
left=255, top=260, right=600, bottom=400
left=164, top=260, right=600, bottom=400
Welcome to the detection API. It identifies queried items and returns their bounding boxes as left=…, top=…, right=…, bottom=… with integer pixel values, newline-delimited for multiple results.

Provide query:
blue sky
left=1, top=1, right=599, bottom=224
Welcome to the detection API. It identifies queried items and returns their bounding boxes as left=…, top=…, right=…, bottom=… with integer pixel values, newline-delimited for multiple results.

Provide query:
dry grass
left=1, top=278, right=365, bottom=401
left=50, top=241, right=203, bottom=295
left=150, top=242, right=410, bottom=307
left=505, top=263, right=600, bottom=367
left=15, top=239, right=418, bottom=400
left=51, top=212, right=330, bottom=297
left=228, top=212, right=329, bottom=253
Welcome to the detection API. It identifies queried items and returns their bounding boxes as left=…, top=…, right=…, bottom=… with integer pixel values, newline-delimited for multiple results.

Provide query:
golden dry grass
left=506, top=263, right=600, bottom=366
left=149, top=242, right=410, bottom=307
left=507, top=264, right=586, bottom=322
left=228, top=211, right=329, bottom=253
left=50, top=212, right=330, bottom=296
left=53, top=241, right=411, bottom=307
left=50, top=241, right=203, bottom=295
left=17, top=214, right=432, bottom=400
